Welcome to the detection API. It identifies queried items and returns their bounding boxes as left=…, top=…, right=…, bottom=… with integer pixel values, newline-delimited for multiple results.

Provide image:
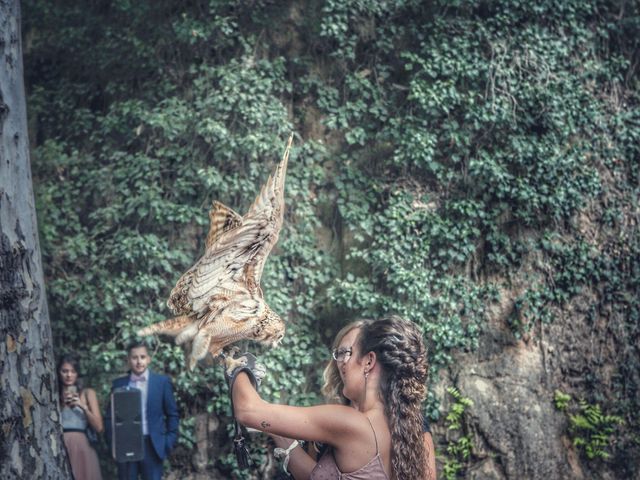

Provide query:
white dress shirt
left=129, top=369, right=149, bottom=435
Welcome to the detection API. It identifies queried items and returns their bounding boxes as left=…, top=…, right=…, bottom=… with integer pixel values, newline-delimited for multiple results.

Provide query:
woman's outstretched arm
left=232, top=372, right=361, bottom=445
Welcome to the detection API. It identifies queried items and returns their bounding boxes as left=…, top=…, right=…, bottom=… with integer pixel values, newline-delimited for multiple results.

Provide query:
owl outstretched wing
left=166, top=201, right=243, bottom=315
left=169, top=134, right=291, bottom=318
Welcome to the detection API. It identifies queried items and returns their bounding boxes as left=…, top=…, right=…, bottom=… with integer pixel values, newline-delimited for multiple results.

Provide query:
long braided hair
left=357, top=316, right=429, bottom=480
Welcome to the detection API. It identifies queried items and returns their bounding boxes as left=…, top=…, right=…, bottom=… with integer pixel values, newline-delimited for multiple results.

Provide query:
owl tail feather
left=137, top=315, right=191, bottom=337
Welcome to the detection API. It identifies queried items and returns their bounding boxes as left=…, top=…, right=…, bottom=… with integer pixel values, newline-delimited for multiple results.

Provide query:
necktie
left=131, top=374, right=146, bottom=383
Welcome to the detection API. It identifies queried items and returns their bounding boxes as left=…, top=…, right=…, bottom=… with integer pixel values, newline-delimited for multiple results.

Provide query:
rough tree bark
left=0, top=1, right=72, bottom=478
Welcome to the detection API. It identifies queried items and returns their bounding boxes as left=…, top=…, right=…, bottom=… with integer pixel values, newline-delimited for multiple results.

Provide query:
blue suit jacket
left=105, top=369, right=179, bottom=460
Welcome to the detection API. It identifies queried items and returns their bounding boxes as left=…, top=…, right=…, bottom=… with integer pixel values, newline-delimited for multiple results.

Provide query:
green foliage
left=27, top=4, right=333, bottom=473
left=23, top=0, right=640, bottom=476
left=554, top=390, right=571, bottom=411
left=554, top=391, right=624, bottom=461
left=569, top=400, right=624, bottom=460
left=445, top=387, right=474, bottom=430
left=442, top=387, right=474, bottom=479
left=442, top=435, right=473, bottom=480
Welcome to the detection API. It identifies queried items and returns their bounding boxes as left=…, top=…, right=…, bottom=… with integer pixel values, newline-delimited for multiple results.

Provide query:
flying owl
left=137, top=135, right=292, bottom=370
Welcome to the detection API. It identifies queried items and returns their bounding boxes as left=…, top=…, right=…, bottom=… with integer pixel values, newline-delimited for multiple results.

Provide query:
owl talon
left=189, top=357, right=198, bottom=371
left=224, top=351, right=266, bottom=389
left=225, top=354, right=249, bottom=377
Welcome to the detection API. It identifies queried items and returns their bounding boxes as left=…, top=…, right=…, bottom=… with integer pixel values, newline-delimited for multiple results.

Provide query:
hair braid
left=359, top=316, right=429, bottom=480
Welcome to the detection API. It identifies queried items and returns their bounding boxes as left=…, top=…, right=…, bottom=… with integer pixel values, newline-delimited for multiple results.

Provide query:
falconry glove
left=224, top=350, right=267, bottom=469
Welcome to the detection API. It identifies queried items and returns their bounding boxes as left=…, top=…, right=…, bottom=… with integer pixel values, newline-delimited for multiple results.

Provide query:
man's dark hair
left=126, top=339, right=149, bottom=355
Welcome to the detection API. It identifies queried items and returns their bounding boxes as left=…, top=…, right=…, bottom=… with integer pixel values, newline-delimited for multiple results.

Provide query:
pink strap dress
left=309, top=418, right=389, bottom=480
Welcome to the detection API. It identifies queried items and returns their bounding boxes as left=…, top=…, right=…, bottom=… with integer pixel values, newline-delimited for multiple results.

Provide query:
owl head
left=257, top=308, right=286, bottom=348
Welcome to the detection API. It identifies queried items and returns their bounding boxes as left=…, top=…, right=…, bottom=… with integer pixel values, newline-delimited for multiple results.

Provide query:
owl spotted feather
left=138, top=135, right=292, bottom=370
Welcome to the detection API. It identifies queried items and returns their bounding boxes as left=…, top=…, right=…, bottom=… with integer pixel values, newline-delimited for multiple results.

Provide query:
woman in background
left=57, top=354, right=104, bottom=480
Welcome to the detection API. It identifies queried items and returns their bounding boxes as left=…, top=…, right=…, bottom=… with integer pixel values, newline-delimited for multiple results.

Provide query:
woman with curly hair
left=229, top=316, right=430, bottom=480
left=316, top=320, right=436, bottom=479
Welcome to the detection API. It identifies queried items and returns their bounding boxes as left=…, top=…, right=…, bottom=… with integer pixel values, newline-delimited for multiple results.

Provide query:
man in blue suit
left=105, top=341, right=179, bottom=480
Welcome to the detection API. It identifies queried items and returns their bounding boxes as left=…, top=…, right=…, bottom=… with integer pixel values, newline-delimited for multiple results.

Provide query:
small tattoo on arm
left=261, top=420, right=271, bottom=429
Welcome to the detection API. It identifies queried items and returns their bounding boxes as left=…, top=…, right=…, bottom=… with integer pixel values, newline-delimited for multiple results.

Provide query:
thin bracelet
left=274, top=439, right=299, bottom=473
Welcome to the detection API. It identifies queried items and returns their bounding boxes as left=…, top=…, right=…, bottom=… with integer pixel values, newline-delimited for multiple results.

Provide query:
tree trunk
left=0, top=1, right=72, bottom=478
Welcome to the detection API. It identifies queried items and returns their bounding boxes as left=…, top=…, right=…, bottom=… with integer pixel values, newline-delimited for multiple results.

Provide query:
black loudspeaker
left=111, top=387, right=144, bottom=462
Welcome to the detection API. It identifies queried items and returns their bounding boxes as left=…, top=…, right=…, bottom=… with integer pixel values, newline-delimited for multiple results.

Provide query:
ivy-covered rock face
left=24, top=0, right=638, bottom=478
